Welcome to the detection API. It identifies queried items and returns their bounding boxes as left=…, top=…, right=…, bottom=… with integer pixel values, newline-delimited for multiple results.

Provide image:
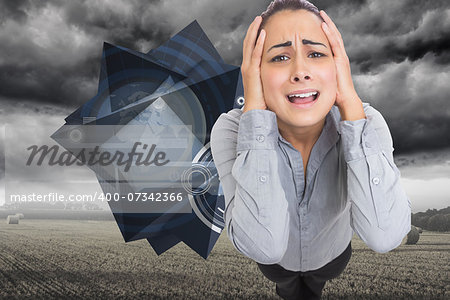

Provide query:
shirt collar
left=278, top=106, right=341, bottom=182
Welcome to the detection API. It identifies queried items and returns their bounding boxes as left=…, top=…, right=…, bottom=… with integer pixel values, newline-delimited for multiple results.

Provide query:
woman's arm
left=340, top=102, right=411, bottom=253
left=210, top=108, right=290, bottom=264
left=319, top=10, right=411, bottom=252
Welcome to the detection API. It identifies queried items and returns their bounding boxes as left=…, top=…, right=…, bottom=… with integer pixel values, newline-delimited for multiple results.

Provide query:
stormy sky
left=0, top=0, right=449, bottom=154
left=0, top=0, right=449, bottom=211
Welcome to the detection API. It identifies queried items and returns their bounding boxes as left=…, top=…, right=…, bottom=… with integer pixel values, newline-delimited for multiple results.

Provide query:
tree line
left=411, top=206, right=450, bottom=232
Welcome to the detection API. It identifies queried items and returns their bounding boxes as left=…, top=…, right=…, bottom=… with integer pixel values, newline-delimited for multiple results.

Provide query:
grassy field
left=0, top=220, right=448, bottom=299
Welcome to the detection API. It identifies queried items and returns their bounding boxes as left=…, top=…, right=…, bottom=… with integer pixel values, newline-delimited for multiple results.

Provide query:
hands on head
left=241, top=16, right=267, bottom=113
left=319, top=10, right=365, bottom=120
left=241, top=10, right=363, bottom=116
left=319, top=10, right=358, bottom=108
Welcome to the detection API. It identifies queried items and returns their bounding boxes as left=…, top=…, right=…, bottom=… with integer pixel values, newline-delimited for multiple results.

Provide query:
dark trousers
left=257, top=242, right=352, bottom=300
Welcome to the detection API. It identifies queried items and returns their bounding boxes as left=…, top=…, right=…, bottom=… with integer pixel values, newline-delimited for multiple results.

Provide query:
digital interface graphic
left=51, top=20, right=244, bottom=258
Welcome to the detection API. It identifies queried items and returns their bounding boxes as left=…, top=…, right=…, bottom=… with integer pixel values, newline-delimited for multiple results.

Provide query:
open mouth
left=286, top=91, right=319, bottom=106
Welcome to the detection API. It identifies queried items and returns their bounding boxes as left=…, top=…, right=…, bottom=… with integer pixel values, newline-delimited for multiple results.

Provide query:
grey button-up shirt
left=210, top=102, right=411, bottom=272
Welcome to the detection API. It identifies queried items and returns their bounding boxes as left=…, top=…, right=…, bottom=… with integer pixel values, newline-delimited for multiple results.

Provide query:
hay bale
left=405, top=226, right=420, bottom=245
left=6, top=215, right=19, bottom=224
left=15, top=213, right=24, bottom=219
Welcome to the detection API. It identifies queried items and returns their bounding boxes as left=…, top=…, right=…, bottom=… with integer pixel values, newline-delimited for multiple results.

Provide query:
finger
left=320, top=10, right=342, bottom=40
left=321, top=20, right=347, bottom=60
left=320, top=10, right=346, bottom=53
left=243, top=17, right=256, bottom=52
left=243, top=16, right=262, bottom=62
left=243, top=16, right=262, bottom=66
left=251, top=29, right=266, bottom=66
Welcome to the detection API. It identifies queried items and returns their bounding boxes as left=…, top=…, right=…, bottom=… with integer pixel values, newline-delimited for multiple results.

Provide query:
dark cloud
left=0, top=0, right=29, bottom=24
left=347, top=6, right=450, bottom=72
left=353, top=51, right=450, bottom=154
left=0, top=0, right=271, bottom=106
left=0, top=0, right=449, bottom=154
left=313, top=0, right=368, bottom=11
left=316, top=0, right=450, bottom=154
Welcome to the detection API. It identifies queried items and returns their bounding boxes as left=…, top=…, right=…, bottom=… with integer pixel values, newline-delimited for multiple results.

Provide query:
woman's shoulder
left=212, top=108, right=243, bottom=129
left=211, top=108, right=243, bottom=139
left=360, top=101, right=384, bottom=119
left=223, top=108, right=244, bottom=120
left=213, top=108, right=277, bottom=129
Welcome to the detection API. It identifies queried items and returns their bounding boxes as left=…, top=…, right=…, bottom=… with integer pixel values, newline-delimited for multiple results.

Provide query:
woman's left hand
left=320, top=10, right=366, bottom=121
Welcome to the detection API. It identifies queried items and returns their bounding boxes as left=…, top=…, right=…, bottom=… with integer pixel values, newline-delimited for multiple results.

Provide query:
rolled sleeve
left=340, top=102, right=411, bottom=253
left=339, top=114, right=384, bottom=163
left=237, top=109, right=279, bottom=151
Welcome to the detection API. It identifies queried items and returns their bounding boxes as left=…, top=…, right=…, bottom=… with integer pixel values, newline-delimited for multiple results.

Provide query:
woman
left=210, top=0, right=411, bottom=299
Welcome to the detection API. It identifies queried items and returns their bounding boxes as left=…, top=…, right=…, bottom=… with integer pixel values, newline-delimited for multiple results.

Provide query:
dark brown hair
left=257, top=0, right=324, bottom=38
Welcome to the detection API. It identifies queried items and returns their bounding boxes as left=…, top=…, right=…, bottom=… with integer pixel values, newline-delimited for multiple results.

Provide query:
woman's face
left=260, top=9, right=337, bottom=130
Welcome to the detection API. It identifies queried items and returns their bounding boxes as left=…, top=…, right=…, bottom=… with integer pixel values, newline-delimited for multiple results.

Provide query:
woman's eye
left=271, top=55, right=289, bottom=62
left=308, top=52, right=325, bottom=58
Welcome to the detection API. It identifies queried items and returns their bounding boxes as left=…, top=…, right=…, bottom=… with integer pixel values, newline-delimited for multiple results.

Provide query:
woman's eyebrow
left=268, top=39, right=327, bottom=52
left=303, top=39, right=327, bottom=48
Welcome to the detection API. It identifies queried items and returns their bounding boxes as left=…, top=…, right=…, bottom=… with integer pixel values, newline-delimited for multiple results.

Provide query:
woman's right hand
left=241, top=16, right=267, bottom=113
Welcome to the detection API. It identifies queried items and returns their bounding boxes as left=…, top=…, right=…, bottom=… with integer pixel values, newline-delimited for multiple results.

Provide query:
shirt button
left=363, top=131, right=368, bottom=136
left=259, top=175, right=267, bottom=183
left=257, top=135, right=265, bottom=142
left=302, top=226, right=307, bottom=231
left=365, top=141, right=371, bottom=148
left=372, top=177, right=380, bottom=185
